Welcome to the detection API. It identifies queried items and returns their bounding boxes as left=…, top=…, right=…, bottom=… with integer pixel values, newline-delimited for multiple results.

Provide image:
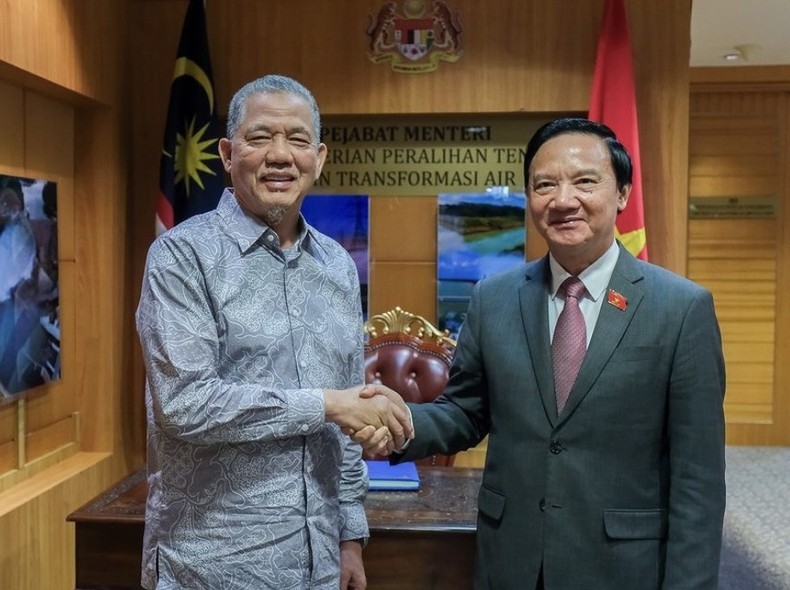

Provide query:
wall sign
left=689, top=196, right=776, bottom=219
left=316, top=114, right=552, bottom=196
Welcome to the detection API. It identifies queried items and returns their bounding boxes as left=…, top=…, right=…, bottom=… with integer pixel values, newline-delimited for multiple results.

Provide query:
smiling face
left=218, top=91, right=327, bottom=245
left=527, top=132, right=631, bottom=275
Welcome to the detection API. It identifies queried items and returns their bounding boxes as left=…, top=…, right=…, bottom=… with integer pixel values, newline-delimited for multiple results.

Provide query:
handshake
left=324, top=384, right=414, bottom=457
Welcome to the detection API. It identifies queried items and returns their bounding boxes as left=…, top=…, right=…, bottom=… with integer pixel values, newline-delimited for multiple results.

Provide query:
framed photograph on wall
left=0, top=174, right=60, bottom=401
left=437, top=189, right=526, bottom=339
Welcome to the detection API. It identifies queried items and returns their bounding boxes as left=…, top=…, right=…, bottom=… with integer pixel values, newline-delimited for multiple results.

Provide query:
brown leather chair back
left=363, top=307, right=456, bottom=466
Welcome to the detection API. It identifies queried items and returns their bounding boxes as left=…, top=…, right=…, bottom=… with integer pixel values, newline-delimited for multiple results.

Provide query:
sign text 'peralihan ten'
left=314, top=115, right=553, bottom=196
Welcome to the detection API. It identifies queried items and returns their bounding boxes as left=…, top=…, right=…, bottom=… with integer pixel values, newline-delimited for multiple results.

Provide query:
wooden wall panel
left=689, top=217, right=778, bottom=426
left=0, top=79, right=24, bottom=475
left=0, top=441, right=15, bottom=474
left=627, top=0, right=691, bottom=274
left=0, top=452, right=113, bottom=590
left=454, top=437, right=488, bottom=468
left=368, top=195, right=438, bottom=319
left=25, top=415, right=78, bottom=462
left=24, top=91, right=77, bottom=261
left=689, top=112, right=778, bottom=199
left=0, top=0, right=125, bottom=105
left=776, top=94, right=790, bottom=439
left=692, top=154, right=774, bottom=179
left=689, top=176, right=777, bottom=199
left=0, top=407, right=17, bottom=474
left=209, top=0, right=599, bottom=116
left=688, top=84, right=790, bottom=444
left=19, top=93, right=80, bottom=457
left=23, top=93, right=75, bottom=178
left=0, top=80, right=24, bottom=173
left=0, top=1, right=73, bottom=89
left=370, top=196, right=437, bottom=263
left=1, top=2, right=134, bottom=589
left=369, top=263, right=437, bottom=322
left=726, top=383, right=773, bottom=406
left=72, top=107, right=132, bottom=457
left=127, top=3, right=184, bottom=453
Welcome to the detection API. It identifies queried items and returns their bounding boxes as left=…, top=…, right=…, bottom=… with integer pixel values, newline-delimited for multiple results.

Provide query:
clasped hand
left=324, top=384, right=413, bottom=456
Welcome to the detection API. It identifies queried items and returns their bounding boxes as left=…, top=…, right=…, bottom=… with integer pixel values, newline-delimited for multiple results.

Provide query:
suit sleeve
left=396, top=281, right=490, bottom=462
left=663, top=288, right=726, bottom=588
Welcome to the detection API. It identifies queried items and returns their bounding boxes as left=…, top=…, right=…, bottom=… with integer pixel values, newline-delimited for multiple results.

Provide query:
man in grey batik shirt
left=136, top=75, right=412, bottom=590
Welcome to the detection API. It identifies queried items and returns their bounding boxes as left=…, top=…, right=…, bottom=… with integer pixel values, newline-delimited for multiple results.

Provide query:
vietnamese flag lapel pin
left=607, top=289, right=627, bottom=311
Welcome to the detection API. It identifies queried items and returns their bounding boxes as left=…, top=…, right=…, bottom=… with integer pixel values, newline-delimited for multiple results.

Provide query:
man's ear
left=219, top=138, right=232, bottom=173
left=314, top=143, right=328, bottom=181
left=617, top=183, right=632, bottom=213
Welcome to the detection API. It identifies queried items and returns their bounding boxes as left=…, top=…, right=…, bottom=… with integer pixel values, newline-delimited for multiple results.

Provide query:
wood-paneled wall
left=0, top=0, right=694, bottom=587
left=130, top=0, right=691, bottom=267
left=128, top=0, right=692, bottom=433
left=690, top=67, right=790, bottom=445
left=0, top=1, right=133, bottom=589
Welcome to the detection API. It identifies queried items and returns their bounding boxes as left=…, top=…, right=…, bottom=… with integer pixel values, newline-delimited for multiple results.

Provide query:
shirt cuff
left=340, top=502, right=369, bottom=543
left=395, top=404, right=414, bottom=453
left=342, top=537, right=368, bottom=549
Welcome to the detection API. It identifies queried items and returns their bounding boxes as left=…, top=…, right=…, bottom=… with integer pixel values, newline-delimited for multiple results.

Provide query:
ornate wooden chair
left=363, top=306, right=457, bottom=466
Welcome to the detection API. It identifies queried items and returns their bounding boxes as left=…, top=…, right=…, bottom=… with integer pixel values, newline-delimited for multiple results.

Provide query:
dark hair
left=523, top=118, right=633, bottom=191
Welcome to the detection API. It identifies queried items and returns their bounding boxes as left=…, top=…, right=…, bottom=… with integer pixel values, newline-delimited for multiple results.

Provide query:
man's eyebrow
left=572, top=168, right=604, bottom=178
left=245, top=124, right=271, bottom=134
left=288, top=125, right=314, bottom=137
left=245, top=123, right=313, bottom=137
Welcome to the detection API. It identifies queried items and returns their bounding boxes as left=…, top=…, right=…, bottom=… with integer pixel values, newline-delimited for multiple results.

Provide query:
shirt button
left=301, top=424, right=309, bottom=432
left=550, top=440, right=564, bottom=454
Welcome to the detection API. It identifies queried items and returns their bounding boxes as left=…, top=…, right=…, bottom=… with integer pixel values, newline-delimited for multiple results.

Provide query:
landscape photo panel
left=437, top=190, right=526, bottom=340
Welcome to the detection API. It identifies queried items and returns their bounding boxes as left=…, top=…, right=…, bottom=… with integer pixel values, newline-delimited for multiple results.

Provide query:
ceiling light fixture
left=722, top=44, right=760, bottom=63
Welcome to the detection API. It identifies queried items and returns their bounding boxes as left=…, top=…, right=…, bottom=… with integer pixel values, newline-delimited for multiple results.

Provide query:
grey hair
left=225, top=74, right=321, bottom=142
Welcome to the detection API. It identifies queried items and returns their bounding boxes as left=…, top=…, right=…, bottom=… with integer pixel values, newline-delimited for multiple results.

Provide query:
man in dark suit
left=357, top=118, right=726, bottom=589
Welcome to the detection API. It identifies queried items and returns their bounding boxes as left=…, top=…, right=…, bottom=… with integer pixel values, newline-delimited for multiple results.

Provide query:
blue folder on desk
left=365, top=460, right=421, bottom=491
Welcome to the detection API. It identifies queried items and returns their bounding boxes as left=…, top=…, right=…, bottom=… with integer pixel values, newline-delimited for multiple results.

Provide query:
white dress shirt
left=548, top=240, right=621, bottom=347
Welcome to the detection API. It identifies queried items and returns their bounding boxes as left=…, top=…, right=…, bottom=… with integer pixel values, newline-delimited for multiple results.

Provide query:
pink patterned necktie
left=552, top=277, right=587, bottom=413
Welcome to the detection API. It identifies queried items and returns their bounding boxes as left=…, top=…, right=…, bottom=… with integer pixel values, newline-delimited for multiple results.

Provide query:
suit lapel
left=557, top=246, right=646, bottom=423
left=518, top=258, right=557, bottom=426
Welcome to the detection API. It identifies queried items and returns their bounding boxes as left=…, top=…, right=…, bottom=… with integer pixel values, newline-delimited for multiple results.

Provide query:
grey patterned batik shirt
left=136, top=189, right=369, bottom=589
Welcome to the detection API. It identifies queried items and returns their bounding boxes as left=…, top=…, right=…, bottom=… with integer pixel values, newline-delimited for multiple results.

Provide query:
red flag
left=588, top=0, right=647, bottom=260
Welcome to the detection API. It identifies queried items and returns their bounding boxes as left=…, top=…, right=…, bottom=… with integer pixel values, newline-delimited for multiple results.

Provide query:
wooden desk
left=67, top=466, right=482, bottom=590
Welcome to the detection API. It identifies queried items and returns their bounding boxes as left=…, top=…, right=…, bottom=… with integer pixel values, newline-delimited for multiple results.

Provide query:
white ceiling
left=690, top=0, right=790, bottom=66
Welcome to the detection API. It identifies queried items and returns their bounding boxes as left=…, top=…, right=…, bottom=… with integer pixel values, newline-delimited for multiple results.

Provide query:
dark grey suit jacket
left=398, top=244, right=726, bottom=590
